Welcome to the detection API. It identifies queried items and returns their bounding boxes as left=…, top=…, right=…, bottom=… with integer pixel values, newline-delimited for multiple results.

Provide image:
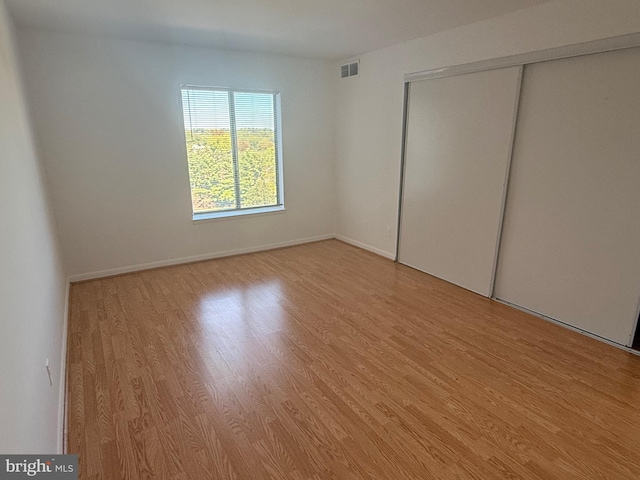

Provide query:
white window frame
left=180, top=85, right=285, bottom=221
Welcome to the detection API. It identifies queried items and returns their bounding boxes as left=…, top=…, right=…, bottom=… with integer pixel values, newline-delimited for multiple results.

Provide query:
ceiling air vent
left=341, top=61, right=359, bottom=79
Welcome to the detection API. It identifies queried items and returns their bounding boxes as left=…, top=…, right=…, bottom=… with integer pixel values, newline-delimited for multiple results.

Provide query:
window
left=180, top=86, right=284, bottom=220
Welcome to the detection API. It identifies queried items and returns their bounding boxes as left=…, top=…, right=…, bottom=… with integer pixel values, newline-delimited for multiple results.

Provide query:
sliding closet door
left=399, top=66, right=521, bottom=296
left=495, top=48, right=640, bottom=345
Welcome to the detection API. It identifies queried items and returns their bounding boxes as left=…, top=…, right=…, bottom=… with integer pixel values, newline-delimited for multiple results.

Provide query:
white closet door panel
left=495, top=48, right=640, bottom=345
left=399, top=66, right=521, bottom=296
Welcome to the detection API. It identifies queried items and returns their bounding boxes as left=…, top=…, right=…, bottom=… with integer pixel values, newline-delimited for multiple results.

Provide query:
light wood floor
left=67, top=240, right=640, bottom=479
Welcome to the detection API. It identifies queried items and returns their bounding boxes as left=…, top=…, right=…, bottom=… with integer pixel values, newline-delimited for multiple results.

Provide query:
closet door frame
left=395, top=31, right=640, bottom=349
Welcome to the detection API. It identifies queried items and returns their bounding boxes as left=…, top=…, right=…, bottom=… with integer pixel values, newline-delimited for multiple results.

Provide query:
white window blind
left=180, top=86, right=283, bottom=219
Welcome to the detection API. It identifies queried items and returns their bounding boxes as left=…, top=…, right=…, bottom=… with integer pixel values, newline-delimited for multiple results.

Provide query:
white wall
left=0, top=0, right=67, bottom=453
left=334, top=0, right=640, bottom=257
left=17, top=30, right=336, bottom=278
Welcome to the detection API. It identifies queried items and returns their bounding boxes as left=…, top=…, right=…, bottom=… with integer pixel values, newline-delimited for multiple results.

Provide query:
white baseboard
left=334, top=235, right=395, bottom=260
left=57, top=279, right=70, bottom=454
left=68, top=234, right=335, bottom=282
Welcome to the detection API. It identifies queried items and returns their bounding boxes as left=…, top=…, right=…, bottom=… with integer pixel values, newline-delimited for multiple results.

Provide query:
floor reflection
left=196, top=279, right=286, bottom=376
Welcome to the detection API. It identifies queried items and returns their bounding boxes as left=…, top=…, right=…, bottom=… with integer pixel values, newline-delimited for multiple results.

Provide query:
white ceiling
left=5, top=0, right=552, bottom=60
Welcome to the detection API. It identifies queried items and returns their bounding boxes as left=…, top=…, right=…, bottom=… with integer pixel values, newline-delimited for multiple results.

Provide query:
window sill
left=192, top=205, right=285, bottom=222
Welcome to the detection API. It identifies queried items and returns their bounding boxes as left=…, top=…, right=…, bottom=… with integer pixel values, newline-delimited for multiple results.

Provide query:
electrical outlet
left=45, top=358, right=53, bottom=386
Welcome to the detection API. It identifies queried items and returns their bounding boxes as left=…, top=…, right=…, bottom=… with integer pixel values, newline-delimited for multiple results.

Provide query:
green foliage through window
left=181, top=87, right=282, bottom=214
